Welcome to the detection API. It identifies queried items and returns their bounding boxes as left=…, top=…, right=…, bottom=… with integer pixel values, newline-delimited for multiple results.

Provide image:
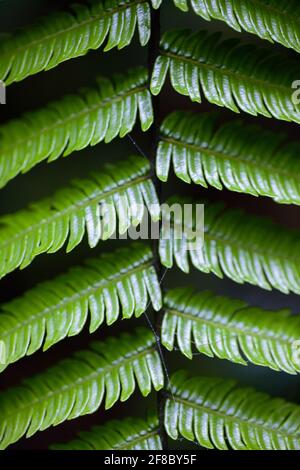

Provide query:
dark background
left=0, top=0, right=300, bottom=450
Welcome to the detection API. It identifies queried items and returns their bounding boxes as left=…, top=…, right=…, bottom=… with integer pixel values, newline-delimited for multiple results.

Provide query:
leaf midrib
left=67, top=427, right=160, bottom=450
left=114, top=428, right=159, bottom=450
left=165, top=307, right=296, bottom=346
left=161, top=50, right=291, bottom=94
left=1, top=0, right=146, bottom=61
left=1, top=345, right=155, bottom=419
left=161, top=136, right=300, bottom=182
left=0, top=172, right=150, bottom=249
left=1, top=260, right=153, bottom=339
left=0, top=86, right=146, bottom=154
left=169, top=208, right=299, bottom=264
left=170, top=395, right=300, bottom=440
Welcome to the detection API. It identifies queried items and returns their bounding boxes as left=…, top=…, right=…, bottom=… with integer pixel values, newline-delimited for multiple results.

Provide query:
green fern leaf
left=0, top=328, right=164, bottom=449
left=51, top=414, right=162, bottom=450
left=162, top=287, right=300, bottom=374
left=165, top=371, right=300, bottom=450
left=151, top=29, right=300, bottom=123
left=159, top=197, right=300, bottom=294
left=0, top=0, right=161, bottom=85
left=173, top=0, right=300, bottom=54
left=0, top=67, right=153, bottom=189
left=0, top=243, right=162, bottom=373
left=0, top=155, right=160, bottom=279
left=157, top=111, right=300, bottom=205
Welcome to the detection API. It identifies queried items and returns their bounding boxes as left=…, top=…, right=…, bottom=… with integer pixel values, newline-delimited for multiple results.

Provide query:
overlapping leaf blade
left=51, top=414, right=162, bottom=450
left=157, top=111, right=300, bottom=205
left=0, top=67, right=153, bottom=189
left=159, top=197, right=300, bottom=294
left=173, top=0, right=300, bottom=54
left=165, top=371, right=300, bottom=450
left=0, top=243, right=162, bottom=373
left=151, top=29, right=300, bottom=123
left=0, top=155, right=160, bottom=279
left=0, top=328, right=164, bottom=449
left=162, top=287, right=300, bottom=374
left=0, top=0, right=161, bottom=85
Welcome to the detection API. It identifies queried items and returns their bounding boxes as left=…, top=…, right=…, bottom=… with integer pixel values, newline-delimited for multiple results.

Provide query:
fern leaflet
left=0, top=0, right=161, bottom=85
left=157, top=111, right=300, bottom=205
left=172, top=0, right=300, bottom=54
left=165, top=371, right=300, bottom=450
left=162, top=287, right=300, bottom=374
left=0, top=155, right=160, bottom=279
left=159, top=197, right=300, bottom=294
left=51, top=414, right=161, bottom=450
left=0, top=328, right=164, bottom=449
left=0, top=243, right=161, bottom=373
left=0, top=67, right=153, bottom=189
left=151, top=29, right=300, bottom=123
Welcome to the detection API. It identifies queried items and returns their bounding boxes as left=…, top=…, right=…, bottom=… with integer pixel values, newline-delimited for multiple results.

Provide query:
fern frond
left=151, top=29, right=300, bottom=123
left=157, top=111, right=300, bottom=205
left=51, top=414, right=161, bottom=450
left=0, top=155, right=160, bottom=279
left=162, top=287, right=300, bottom=374
left=0, top=243, right=162, bottom=373
left=159, top=197, right=300, bottom=294
left=0, top=67, right=153, bottom=189
left=173, top=0, right=300, bottom=54
left=165, top=371, right=300, bottom=450
left=0, top=328, right=163, bottom=449
left=0, top=0, right=161, bottom=85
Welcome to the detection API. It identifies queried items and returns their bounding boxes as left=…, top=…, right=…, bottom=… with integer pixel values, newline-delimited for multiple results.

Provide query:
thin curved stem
left=148, top=4, right=169, bottom=451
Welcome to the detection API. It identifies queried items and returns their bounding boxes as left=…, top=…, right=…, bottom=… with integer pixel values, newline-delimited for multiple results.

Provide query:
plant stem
left=148, top=5, right=169, bottom=451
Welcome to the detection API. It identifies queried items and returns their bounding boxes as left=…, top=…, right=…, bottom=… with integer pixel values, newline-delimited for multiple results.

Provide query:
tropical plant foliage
left=159, top=197, right=300, bottom=294
left=151, top=29, right=300, bottom=122
left=51, top=415, right=161, bottom=450
left=165, top=371, right=300, bottom=450
left=172, top=0, right=300, bottom=54
left=157, top=111, right=300, bottom=205
left=0, top=328, right=164, bottom=449
left=0, top=155, right=159, bottom=279
left=0, top=243, right=161, bottom=373
left=162, top=287, right=300, bottom=374
left=0, top=67, right=153, bottom=189
left=0, top=0, right=161, bottom=85
left=0, top=0, right=300, bottom=453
